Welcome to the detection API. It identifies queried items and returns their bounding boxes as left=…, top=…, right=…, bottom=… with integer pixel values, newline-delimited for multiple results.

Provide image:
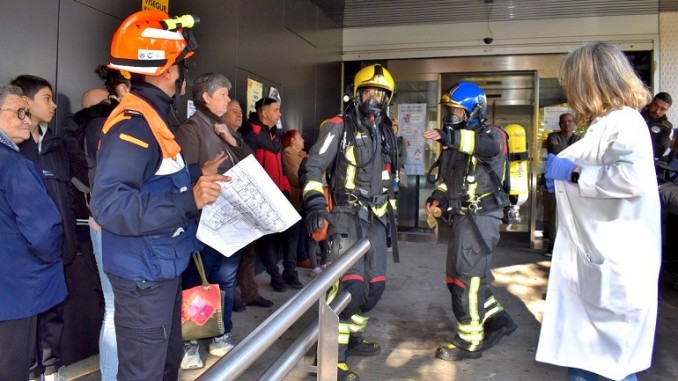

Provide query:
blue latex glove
left=545, top=178, right=555, bottom=193
left=544, top=153, right=576, bottom=183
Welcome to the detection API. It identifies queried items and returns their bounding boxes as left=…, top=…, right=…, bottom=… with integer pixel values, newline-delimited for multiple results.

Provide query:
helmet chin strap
left=171, top=61, right=189, bottom=111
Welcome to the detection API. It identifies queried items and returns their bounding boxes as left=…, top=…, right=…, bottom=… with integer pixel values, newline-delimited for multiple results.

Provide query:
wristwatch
left=570, top=167, right=581, bottom=184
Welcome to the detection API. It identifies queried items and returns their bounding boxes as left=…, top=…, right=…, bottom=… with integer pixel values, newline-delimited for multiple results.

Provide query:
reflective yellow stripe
left=345, top=145, right=357, bottom=190
left=326, top=280, right=340, bottom=304
left=458, top=129, right=475, bottom=153
left=371, top=202, right=388, bottom=217
left=389, top=199, right=397, bottom=210
left=457, top=321, right=483, bottom=344
left=482, top=295, right=504, bottom=323
left=351, top=314, right=369, bottom=325
left=469, top=276, right=481, bottom=326
left=119, top=133, right=149, bottom=149
left=303, top=180, right=324, bottom=197
left=350, top=314, right=369, bottom=333
left=338, top=322, right=351, bottom=344
left=484, top=295, right=497, bottom=308
left=436, top=182, right=448, bottom=193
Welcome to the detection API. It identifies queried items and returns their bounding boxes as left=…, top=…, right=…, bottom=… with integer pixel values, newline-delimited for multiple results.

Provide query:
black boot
left=435, top=341, right=482, bottom=361
left=346, top=334, right=381, bottom=357
left=482, top=311, right=518, bottom=350
left=270, top=273, right=287, bottom=292
left=337, top=362, right=360, bottom=381
left=282, top=270, right=303, bottom=289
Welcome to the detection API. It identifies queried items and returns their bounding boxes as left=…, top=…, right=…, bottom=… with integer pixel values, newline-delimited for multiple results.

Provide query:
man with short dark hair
left=240, top=97, right=303, bottom=292
left=641, top=92, right=673, bottom=159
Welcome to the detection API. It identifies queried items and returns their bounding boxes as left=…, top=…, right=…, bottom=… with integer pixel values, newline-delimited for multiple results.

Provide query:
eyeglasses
left=0, top=107, right=31, bottom=120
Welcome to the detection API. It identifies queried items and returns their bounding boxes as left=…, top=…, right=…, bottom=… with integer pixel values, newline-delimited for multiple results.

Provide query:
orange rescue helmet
left=109, top=10, right=196, bottom=76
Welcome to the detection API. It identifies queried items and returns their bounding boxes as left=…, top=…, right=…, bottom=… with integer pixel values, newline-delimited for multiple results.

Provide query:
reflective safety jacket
left=430, top=123, right=508, bottom=217
left=91, top=85, right=202, bottom=282
left=303, top=112, right=396, bottom=219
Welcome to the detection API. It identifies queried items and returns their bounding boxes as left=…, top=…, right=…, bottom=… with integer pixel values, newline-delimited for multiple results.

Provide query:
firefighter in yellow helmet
left=89, top=10, right=227, bottom=379
left=302, top=64, right=400, bottom=381
left=423, top=82, right=518, bottom=362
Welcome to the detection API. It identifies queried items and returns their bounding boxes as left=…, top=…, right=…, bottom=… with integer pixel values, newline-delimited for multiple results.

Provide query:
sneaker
left=180, top=340, right=204, bottom=370
left=321, top=262, right=331, bottom=270
left=209, top=332, right=236, bottom=357
left=42, top=368, right=66, bottom=381
left=246, top=295, right=274, bottom=308
left=309, top=267, right=323, bottom=277
left=337, top=362, right=360, bottom=381
left=435, top=342, right=482, bottom=361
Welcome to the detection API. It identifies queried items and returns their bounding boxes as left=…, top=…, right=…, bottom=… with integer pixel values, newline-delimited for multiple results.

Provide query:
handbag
left=181, top=252, right=225, bottom=341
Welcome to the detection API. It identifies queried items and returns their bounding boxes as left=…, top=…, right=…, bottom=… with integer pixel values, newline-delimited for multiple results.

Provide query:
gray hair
left=192, top=73, right=232, bottom=103
left=0, top=85, right=24, bottom=107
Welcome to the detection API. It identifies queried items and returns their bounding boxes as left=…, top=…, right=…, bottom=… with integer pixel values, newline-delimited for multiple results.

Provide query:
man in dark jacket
left=641, top=92, right=673, bottom=159
left=240, top=97, right=303, bottom=291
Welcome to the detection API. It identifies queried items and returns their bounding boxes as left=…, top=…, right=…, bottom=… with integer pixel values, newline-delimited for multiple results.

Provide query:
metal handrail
left=198, top=238, right=371, bottom=381
left=260, top=291, right=351, bottom=380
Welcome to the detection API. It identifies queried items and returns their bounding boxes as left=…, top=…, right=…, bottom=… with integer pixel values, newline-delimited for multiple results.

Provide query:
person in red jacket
left=240, top=97, right=303, bottom=291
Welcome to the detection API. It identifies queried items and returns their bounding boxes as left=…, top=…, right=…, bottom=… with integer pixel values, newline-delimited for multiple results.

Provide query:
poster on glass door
left=398, top=103, right=426, bottom=176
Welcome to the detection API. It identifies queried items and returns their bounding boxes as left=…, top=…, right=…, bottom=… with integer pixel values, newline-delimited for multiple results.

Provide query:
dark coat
left=0, top=140, right=67, bottom=320
left=19, top=126, right=81, bottom=264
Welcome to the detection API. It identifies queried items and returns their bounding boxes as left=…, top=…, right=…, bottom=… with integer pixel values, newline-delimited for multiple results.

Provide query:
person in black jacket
left=641, top=92, right=673, bottom=159
left=62, top=65, right=130, bottom=381
left=11, top=74, right=79, bottom=381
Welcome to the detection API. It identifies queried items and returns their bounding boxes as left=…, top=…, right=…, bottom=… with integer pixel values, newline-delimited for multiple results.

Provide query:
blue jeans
left=90, top=227, right=117, bottom=381
left=568, top=368, right=638, bottom=381
left=182, top=246, right=241, bottom=333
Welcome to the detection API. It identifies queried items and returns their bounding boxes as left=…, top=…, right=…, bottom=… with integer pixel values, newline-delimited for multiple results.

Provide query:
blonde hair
left=560, top=42, right=651, bottom=126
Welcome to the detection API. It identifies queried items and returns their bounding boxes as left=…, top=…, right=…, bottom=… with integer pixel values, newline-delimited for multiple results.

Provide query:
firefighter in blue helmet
left=423, top=82, right=518, bottom=361
left=303, top=64, right=400, bottom=381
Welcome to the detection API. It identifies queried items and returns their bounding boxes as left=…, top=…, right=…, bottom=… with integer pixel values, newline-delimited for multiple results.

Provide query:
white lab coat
left=536, top=107, right=661, bottom=380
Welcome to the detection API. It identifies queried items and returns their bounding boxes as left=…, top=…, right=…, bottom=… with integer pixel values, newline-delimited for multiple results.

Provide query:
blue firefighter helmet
left=440, top=82, right=487, bottom=126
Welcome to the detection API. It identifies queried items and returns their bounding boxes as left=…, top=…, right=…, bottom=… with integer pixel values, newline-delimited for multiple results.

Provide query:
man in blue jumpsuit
left=90, top=10, right=227, bottom=380
left=303, top=64, right=400, bottom=381
left=424, top=82, right=517, bottom=362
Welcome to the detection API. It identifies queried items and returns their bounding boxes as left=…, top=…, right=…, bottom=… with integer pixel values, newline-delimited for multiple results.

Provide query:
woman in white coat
left=535, top=42, right=661, bottom=381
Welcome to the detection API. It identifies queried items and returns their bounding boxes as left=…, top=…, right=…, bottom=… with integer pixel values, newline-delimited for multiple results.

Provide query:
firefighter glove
left=305, top=194, right=330, bottom=233
left=437, top=127, right=455, bottom=148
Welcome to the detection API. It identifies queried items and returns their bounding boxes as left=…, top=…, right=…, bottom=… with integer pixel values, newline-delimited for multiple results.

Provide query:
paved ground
left=68, top=234, right=678, bottom=381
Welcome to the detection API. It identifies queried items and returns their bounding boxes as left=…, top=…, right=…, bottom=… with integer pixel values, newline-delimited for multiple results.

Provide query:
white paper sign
left=197, top=155, right=301, bottom=257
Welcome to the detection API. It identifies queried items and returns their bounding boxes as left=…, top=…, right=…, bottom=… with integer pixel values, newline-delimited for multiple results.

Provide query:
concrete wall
left=0, top=0, right=342, bottom=366
left=660, top=11, right=678, bottom=125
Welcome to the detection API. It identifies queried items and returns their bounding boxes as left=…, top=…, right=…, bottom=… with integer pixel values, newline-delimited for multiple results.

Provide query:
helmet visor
left=358, top=87, right=389, bottom=116
left=443, top=105, right=466, bottom=125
